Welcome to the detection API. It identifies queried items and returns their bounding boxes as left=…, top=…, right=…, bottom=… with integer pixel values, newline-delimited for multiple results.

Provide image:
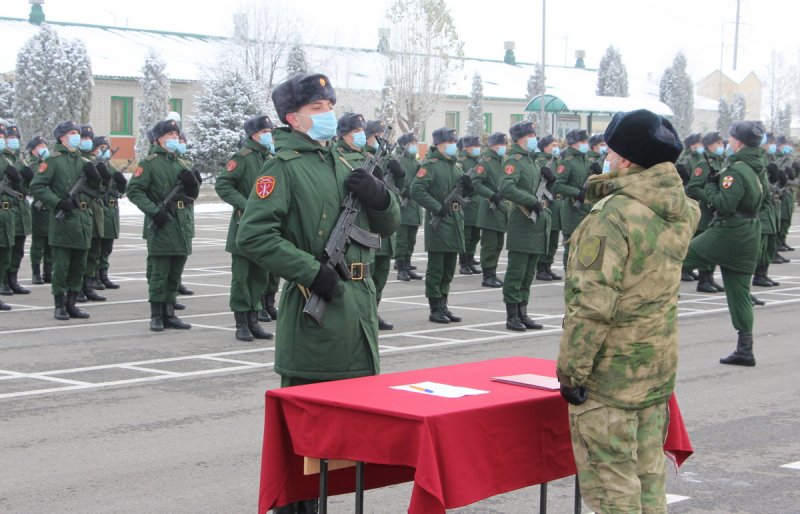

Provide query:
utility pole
left=733, top=0, right=740, bottom=70
left=540, top=0, right=546, bottom=133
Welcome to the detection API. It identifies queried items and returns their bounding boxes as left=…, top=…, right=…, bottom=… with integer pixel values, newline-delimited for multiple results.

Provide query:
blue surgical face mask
left=79, top=139, right=93, bottom=152
left=0, top=139, right=5, bottom=152
left=599, top=145, right=608, bottom=154
left=352, top=131, right=367, bottom=148
left=695, top=146, right=705, bottom=155
left=444, top=143, right=458, bottom=157
left=470, top=147, right=480, bottom=157
left=7, top=138, right=19, bottom=151
left=551, top=147, right=561, bottom=157
left=725, top=145, right=734, bottom=156
left=496, top=146, right=507, bottom=157
left=38, top=147, right=50, bottom=159
left=164, top=138, right=180, bottom=153
left=767, top=143, right=777, bottom=154
left=406, top=144, right=418, bottom=156
left=578, top=143, right=589, bottom=153
left=100, top=149, right=111, bottom=160
left=602, top=159, right=611, bottom=174
left=781, top=145, right=793, bottom=155
left=527, top=138, right=538, bottom=152
left=67, top=134, right=81, bottom=148
left=713, top=146, right=725, bottom=156
left=299, top=110, right=337, bottom=141
left=177, top=143, right=188, bottom=155
left=259, top=132, right=273, bottom=149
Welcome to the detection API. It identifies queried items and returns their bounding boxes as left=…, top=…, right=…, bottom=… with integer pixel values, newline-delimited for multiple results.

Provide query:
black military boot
left=442, top=295, right=462, bottom=322
left=65, top=291, right=90, bottom=319
left=407, top=259, right=418, bottom=271
left=32, top=263, right=44, bottom=285
left=696, top=271, right=719, bottom=293
left=467, top=253, right=481, bottom=274
left=99, top=268, right=120, bottom=289
left=54, top=294, right=68, bottom=320
left=377, top=300, right=393, bottom=330
left=752, top=265, right=774, bottom=287
left=405, top=259, right=423, bottom=280
left=680, top=269, right=696, bottom=282
left=43, top=262, right=52, bottom=283
left=535, top=262, right=552, bottom=281
left=397, top=259, right=411, bottom=281
left=708, top=271, right=725, bottom=292
left=481, top=268, right=503, bottom=288
left=163, top=303, right=191, bottom=329
left=546, top=263, right=562, bottom=280
left=89, top=273, right=106, bottom=290
left=750, top=294, right=765, bottom=306
left=428, top=297, right=450, bottom=324
left=258, top=294, right=272, bottom=322
left=505, top=303, right=526, bottom=331
left=459, top=254, right=473, bottom=275
left=248, top=311, right=274, bottom=339
left=0, top=278, right=12, bottom=295
left=7, top=271, right=30, bottom=294
left=264, top=292, right=278, bottom=320
left=764, top=265, right=780, bottom=286
left=174, top=302, right=186, bottom=310
left=518, top=303, right=544, bottom=329
left=178, top=283, right=194, bottom=295
left=233, top=312, right=253, bottom=341
left=0, top=298, right=11, bottom=311
left=720, top=331, right=756, bottom=366
left=76, top=289, right=87, bottom=302
left=82, top=276, right=106, bottom=301
left=149, top=302, right=164, bottom=332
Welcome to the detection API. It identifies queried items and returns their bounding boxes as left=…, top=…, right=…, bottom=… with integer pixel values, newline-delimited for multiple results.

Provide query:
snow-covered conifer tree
left=286, top=43, right=308, bottom=78
left=466, top=72, right=483, bottom=136
left=64, top=38, right=93, bottom=123
left=659, top=52, right=693, bottom=137
left=778, top=104, right=792, bottom=135
left=596, top=46, right=629, bottom=97
left=716, top=98, right=732, bottom=134
left=730, top=94, right=746, bottom=125
left=135, top=49, right=170, bottom=159
left=525, top=63, right=548, bottom=132
left=0, top=78, right=14, bottom=123
left=377, top=76, right=397, bottom=126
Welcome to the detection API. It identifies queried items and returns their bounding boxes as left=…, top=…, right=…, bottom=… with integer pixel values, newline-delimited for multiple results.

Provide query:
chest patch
left=226, top=160, right=238, bottom=172
left=694, top=167, right=703, bottom=177
left=557, top=164, right=566, bottom=174
left=38, top=163, right=47, bottom=173
left=721, top=175, right=734, bottom=189
left=134, top=166, right=143, bottom=177
left=504, top=165, right=515, bottom=175
left=475, top=165, right=485, bottom=175
left=256, top=176, right=276, bottom=199
left=576, top=235, right=605, bottom=270
left=417, top=168, right=427, bottom=178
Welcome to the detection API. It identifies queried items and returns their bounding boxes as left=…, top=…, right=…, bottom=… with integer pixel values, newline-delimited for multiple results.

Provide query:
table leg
left=539, top=482, right=547, bottom=514
left=355, top=461, right=365, bottom=514
left=319, top=459, right=328, bottom=514
left=574, top=475, right=581, bottom=514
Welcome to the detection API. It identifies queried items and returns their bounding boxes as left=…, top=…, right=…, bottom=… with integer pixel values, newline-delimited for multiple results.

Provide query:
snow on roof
left=694, top=94, right=720, bottom=111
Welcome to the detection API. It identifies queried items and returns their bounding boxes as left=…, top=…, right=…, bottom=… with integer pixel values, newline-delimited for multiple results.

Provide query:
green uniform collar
left=243, top=137, right=270, bottom=156
left=729, top=146, right=764, bottom=171
left=428, top=146, right=455, bottom=162
left=508, top=143, right=532, bottom=158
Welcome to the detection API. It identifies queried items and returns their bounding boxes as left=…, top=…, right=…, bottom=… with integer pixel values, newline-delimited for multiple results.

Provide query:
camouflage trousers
left=569, top=398, right=669, bottom=514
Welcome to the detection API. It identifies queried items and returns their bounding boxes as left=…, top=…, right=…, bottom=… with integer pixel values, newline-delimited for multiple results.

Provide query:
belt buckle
left=18, top=193, right=24, bottom=200
left=177, top=200, right=185, bottom=209
left=452, top=202, right=460, bottom=212
left=1, top=201, right=8, bottom=210
left=79, top=201, right=87, bottom=210
left=108, top=199, right=116, bottom=206
left=350, top=262, right=364, bottom=280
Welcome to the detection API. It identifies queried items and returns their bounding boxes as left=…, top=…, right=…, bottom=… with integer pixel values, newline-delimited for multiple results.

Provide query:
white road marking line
left=201, top=356, right=268, bottom=366
left=588, top=495, right=689, bottom=513
left=118, top=365, right=182, bottom=376
left=190, top=323, right=236, bottom=332
left=780, top=461, right=800, bottom=469
left=0, top=369, right=92, bottom=386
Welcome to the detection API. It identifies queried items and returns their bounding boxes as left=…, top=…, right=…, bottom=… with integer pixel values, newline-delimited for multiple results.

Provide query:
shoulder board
left=340, top=151, right=364, bottom=160
left=590, top=195, right=613, bottom=212
left=49, top=151, right=62, bottom=158
left=145, top=153, right=158, bottom=162
left=237, top=148, right=253, bottom=157
left=276, top=149, right=302, bottom=161
left=512, top=154, right=523, bottom=161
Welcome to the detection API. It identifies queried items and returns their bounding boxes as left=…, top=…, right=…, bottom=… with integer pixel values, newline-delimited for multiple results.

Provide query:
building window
left=169, top=98, right=183, bottom=120
left=510, top=113, right=524, bottom=125
left=444, top=111, right=460, bottom=132
left=110, top=96, right=133, bottom=135
left=484, top=113, right=493, bottom=134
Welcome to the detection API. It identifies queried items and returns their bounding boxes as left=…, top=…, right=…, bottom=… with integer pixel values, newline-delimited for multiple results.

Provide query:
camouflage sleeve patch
left=576, top=235, right=606, bottom=271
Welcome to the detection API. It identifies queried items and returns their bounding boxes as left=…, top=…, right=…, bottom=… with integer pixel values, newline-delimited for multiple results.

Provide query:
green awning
left=524, top=95, right=568, bottom=113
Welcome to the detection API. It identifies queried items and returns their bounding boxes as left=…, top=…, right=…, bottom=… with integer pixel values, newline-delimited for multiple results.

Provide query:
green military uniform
left=29, top=151, right=52, bottom=283
left=559, top=160, right=699, bottom=514
left=0, top=160, right=17, bottom=308
left=98, top=161, right=127, bottom=284
left=774, top=152, right=795, bottom=249
left=81, top=148, right=105, bottom=290
left=684, top=150, right=725, bottom=291
left=499, top=142, right=551, bottom=329
left=395, top=147, right=423, bottom=275
left=753, top=152, right=781, bottom=285
left=458, top=150, right=481, bottom=272
left=236, top=128, right=400, bottom=381
left=553, top=146, right=592, bottom=267
left=472, top=148, right=508, bottom=283
left=2, top=148, right=32, bottom=286
left=535, top=151, right=562, bottom=276
left=364, top=142, right=397, bottom=304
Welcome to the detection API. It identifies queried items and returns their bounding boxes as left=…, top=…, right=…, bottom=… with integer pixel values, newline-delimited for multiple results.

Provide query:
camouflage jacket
left=557, top=161, right=700, bottom=409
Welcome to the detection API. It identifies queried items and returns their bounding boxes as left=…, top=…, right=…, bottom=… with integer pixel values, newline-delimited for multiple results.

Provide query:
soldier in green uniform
left=472, top=131, right=509, bottom=288
left=752, top=133, right=782, bottom=287
left=586, top=133, right=607, bottom=167
left=127, top=119, right=198, bottom=331
left=553, top=129, right=598, bottom=268
left=775, top=136, right=795, bottom=253
left=92, top=136, right=127, bottom=290
left=683, top=121, right=765, bottom=366
left=412, top=127, right=471, bottom=323
left=457, top=135, right=482, bottom=275
left=535, top=135, right=563, bottom=282
left=26, top=136, right=52, bottom=285
left=75, top=125, right=107, bottom=302
left=0, top=125, right=20, bottom=309
left=215, top=115, right=276, bottom=342
left=557, top=110, right=699, bottom=513
left=1, top=125, right=32, bottom=295
left=175, top=131, right=197, bottom=301
left=499, top=121, right=553, bottom=331
left=30, top=121, right=102, bottom=320
left=393, top=132, right=424, bottom=281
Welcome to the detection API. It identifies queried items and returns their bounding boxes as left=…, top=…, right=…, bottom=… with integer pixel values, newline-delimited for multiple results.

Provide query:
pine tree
left=778, top=104, right=792, bottom=135
left=466, top=72, right=483, bottom=136
left=659, top=52, right=693, bottom=137
left=0, top=78, right=14, bottom=123
left=63, top=38, right=93, bottom=123
left=716, top=98, right=732, bottom=134
left=525, top=63, right=548, bottom=132
left=377, top=76, right=397, bottom=125
left=135, top=49, right=171, bottom=159
left=188, top=66, right=267, bottom=181
left=286, top=43, right=308, bottom=78
left=596, top=46, right=629, bottom=97
left=730, top=94, right=746, bottom=124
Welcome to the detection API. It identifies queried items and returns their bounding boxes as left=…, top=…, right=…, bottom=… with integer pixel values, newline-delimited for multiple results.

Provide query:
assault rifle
left=147, top=178, right=192, bottom=231
left=520, top=179, right=554, bottom=223
left=302, top=125, right=393, bottom=326
left=0, top=176, right=21, bottom=206
left=572, top=176, right=591, bottom=210
left=429, top=169, right=476, bottom=231
left=54, top=171, right=101, bottom=221
left=104, top=159, right=133, bottom=205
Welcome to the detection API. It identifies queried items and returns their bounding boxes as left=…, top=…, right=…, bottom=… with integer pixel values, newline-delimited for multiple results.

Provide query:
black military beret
left=461, top=135, right=480, bottom=148
left=776, top=135, right=791, bottom=146
left=5, top=125, right=20, bottom=139
left=588, top=133, right=605, bottom=147
left=604, top=109, right=682, bottom=169
left=92, top=136, right=110, bottom=148
left=565, top=129, right=588, bottom=145
left=366, top=120, right=386, bottom=138
left=729, top=121, right=765, bottom=148
left=80, top=124, right=94, bottom=140
left=432, top=127, right=457, bottom=145
left=336, top=112, right=365, bottom=137
left=701, top=132, right=722, bottom=147
left=488, top=132, right=508, bottom=147
left=397, top=132, right=416, bottom=147
left=244, top=115, right=274, bottom=139
left=537, top=134, right=556, bottom=151
left=682, top=133, right=701, bottom=147
left=509, top=121, right=535, bottom=142
left=765, top=132, right=776, bottom=144
left=53, top=120, right=80, bottom=140
left=26, top=135, right=46, bottom=152
left=152, top=119, right=181, bottom=140
left=272, top=73, right=336, bottom=124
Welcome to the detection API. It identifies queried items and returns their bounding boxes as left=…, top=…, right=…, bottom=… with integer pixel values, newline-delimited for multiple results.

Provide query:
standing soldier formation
left=472, top=131, right=509, bottom=288
left=457, top=135, right=482, bottom=275
left=1, top=125, right=32, bottom=296
left=27, top=136, right=52, bottom=286
left=393, top=132, right=424, bottom=281
left=534, top=135, right=563, bottom=281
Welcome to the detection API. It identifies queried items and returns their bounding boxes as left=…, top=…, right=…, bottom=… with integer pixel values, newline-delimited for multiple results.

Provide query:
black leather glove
left=112, top=171, right=127, bottom=189
left=576, top=189, right=586, bottom=203
left=372, top=165, right=384, bottom=179
left=540, top=166, right=555, bottom=184
left=19, top=166, right=34, bottom=182
left=459, top=173, right=472, bottom=190
left=4, top=165, right=21, bottom=187
left=401, top=189, right=411, bottom=200
left=82, top=162, right=100, bottom=181
left=152, top=209, right=170, bottom=228
left=344, top=168, right=390, bottom=210
left=309, top=265, right=339, bottom=303
left=589, top=162, right=603, bottom=175
left=179, top=169, right=198, bottom=188
left=193, top=169, right=203, bottom=185
left=560, top=384, right=588, bottom=405
left=95, top=161, right=111, bottom=179
left=778, top=169, right=788, bottom=188
left=530, top=201, right=543, bottom=215
left=706, top=171, right=720, bottom=185
left=57, top=199, right=75, bottom=212
left=388, top=159, right=405, bottom=179
left=767, top=162, right=779, bottom=183
left=786, top=166, right=797, bottom=181
left=675, top=164, right=690, bottom=185
left=490, top=192, right=503, bottom=206
left=437, top=204, right=452, bottom=218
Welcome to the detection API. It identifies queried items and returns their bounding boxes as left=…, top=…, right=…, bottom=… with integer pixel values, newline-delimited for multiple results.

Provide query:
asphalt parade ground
left=2, top=203, right=799, bottom=513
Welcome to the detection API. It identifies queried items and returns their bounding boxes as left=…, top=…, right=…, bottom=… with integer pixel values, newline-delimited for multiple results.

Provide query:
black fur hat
left=272, top=73, right=336, bottom=124
left=588, top=133, right=605, bottom=147
left=565, top=129, right=588, bottom=145
left=397, top=132, right=416, bottom=147
left=604, top=109, right=682, bottom=168
left=683, top=133, right=701, bottom=147
left=92, top=136, right=110, bottom=148
left=26, top=135, right=46, bottom=152
left=80, top=124, right=94, bottom=140
left=509, top=121, right=535, bottom=142
left=701, top=132, right=722, bottom=147
left=432, top=127, right=457, bottom=145
left=488, top=132, right=508, bottom=147
left=5, top=125, right=20, bottom=139
left=53, top=120, right=80, bottom=140
left=729, top=121, right=765, bottom=148
left=461, top=135, right=480, bottom=148
left=244, top=115, right=274, bottom=139
left=151, top=119, right=181, bottom=140
left=366, top=120, right=386, bottom=138
left=537, top=135, right=556, bottom=151
left=336, top=112, right=366, bottom=137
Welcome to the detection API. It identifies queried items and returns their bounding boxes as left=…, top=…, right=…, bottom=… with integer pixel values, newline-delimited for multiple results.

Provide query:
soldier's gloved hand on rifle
left=437, top=203, right=452, bottom=218
left=371, top=165, right=384, bottom=179
left=20, top=166, right=34, bottom=182
left=95, top=161, right=111, bottom=180
left=556, top=369, right=588, bottom=406
left=4, top=165, right=21, bottom=187
left=527, top=201, right=543, bottom=216
left=82, top=162, right=101, bottom=182
left=575, top=189, right=586, bottom=204
left=309, top=265, right=339, bottom=303
left=344, top=168, right=390, bottom=210
left=151, top=209, right=170, bottom=228
left=778, top=169, right=788, bottom=188
left=388, top=160, right=405, bottom=179
left=401, top=188, right=411, bottom=200
left=459, top=173, right=473, bottom=192
left=112, top=171, right=127, bottom=189
left=57, top=198, right=76, bottom=212
left=675, top=163, right=690, bottom=185
left=589, top=162, right=603, bottom=175
left=490, top=192, right=503, bottom=206
left=767, top=163, right=779, bottom=183
left=706, top=171, right=720, bottom=185
left=540, top=166, right=555, bottom=184
left=179, top=169, right=200, bottom=198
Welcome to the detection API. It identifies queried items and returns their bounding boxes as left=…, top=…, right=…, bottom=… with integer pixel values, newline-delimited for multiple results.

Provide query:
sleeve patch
left=475, top=165, right=485, bottom=175
left=38, top=163, right=47, bottom=173
left=504, top=165, right=515, bottom=175
left=557, top=164, right=566, bottom=174
left=226, top=160, right=238, bottom=172
left=721, top=175, right=734, bottom=189
left=576, top=235, right=606, bottom=270
left=417, top=168, right=427, bottom=178
left=134, top=166, right=144, bottom=177
left=256, top=176, right=276, bottom=199
left=694, top=167, right=703, bottom=177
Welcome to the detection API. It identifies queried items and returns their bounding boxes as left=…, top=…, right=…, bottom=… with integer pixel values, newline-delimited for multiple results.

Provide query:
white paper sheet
left=391, top=381, right=490, bottom=398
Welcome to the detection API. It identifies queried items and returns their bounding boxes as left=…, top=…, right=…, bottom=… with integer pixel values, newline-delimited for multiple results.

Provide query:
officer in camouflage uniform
left=0, top=125, right=20, bottom=310
left=27, top=136, right=52, bottom=285
left=30, top=120, right=102, bottom=320
left=499, top=121, right=554, bottom=331
left=393, top=132, right=424, bottom=281
left=1, top=125, right=32, bottom=295
left=92, top=135, right=127, bottom=290
left=683, top=121, right=765, bottom=366
left=215, top=115, right=276, bottom=342
left=412, top=126, right=471, bottom=323
left=457, top=135, right=482, bottom=275
left=127, top=119, right=199, bottom=331
left=553, top=129, right=599, bottom=269
left=535, top=135, right=563, bottom=282
left=557, top=110, right=699, bottom=513
left=472, top=131, right=509, bottom=288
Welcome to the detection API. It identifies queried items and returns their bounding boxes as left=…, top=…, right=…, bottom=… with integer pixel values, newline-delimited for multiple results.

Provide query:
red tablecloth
left=258, top=357, right=693, bottom=514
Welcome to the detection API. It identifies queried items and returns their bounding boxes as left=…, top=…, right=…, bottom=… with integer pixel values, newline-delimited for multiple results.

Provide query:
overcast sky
left=7, top=0, right=798, bottom=82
